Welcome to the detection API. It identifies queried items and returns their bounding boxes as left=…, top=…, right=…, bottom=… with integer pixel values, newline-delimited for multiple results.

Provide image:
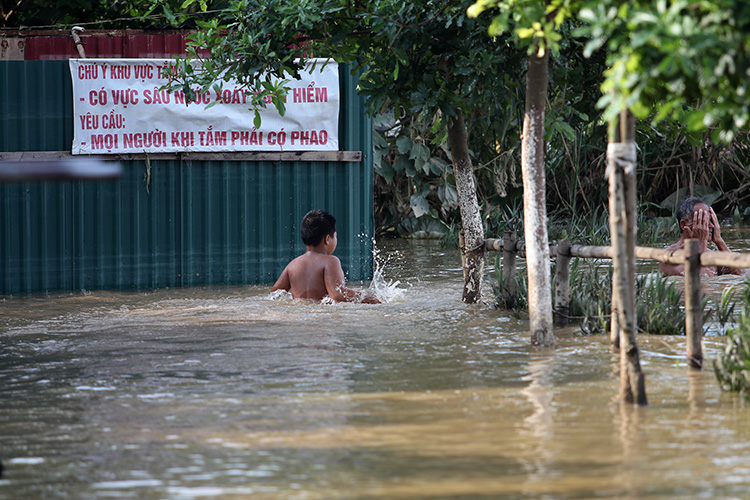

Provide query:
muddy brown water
left=2, top=234, right=750, bottom=499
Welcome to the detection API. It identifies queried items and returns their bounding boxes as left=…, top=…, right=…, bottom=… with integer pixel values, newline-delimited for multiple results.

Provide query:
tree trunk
left=522, top=52, right=553, bottom=346
left=447, top=109, right=485, bottom=303
left=608, top=110, right=647, bottom=405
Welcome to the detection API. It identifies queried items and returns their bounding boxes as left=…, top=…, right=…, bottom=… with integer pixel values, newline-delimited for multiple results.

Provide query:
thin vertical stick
left=685, top=238, right=703, bottom=369
left=555, top=239, right=571, bottom=327
left=503, top=231, right=517, bottom=309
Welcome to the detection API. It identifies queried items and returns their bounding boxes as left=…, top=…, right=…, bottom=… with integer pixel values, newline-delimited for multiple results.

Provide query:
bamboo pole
left=488, top=240, right=750, bottom=269
left=635, top=246, right=686, bottom=263
left=555, top=240, right=571, bottom=327
left=568, top=245, right=612, bottom=259
left=699, top=251, right=750, bottom=269
left=485, top=238, right=554, bottom=258
left=685, top=238, right=703, bottom=369
left=503, top=231, right=518, bottom=309
left=485, top=238, right=503, bottom=252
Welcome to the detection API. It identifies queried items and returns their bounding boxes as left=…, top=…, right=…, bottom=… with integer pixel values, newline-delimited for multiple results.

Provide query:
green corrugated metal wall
left=0, top=61, right=374, bottom=294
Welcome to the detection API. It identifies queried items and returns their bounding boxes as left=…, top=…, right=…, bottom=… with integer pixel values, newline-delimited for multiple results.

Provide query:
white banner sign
left=69, top=58, right=340, bottom=155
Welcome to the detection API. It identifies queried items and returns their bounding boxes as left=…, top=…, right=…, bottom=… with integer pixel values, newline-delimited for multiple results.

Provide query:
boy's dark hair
left=676, top=197, right=705, bottom=233
left=301, top=209, right=336, bottom=246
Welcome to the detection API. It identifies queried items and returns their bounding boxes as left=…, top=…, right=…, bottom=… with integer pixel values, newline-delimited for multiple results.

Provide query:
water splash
left=266, top=289, right=293, bottom=301
left=367, top=243, right=406, bottom=303
left=263, top=243, right=406, bottom=304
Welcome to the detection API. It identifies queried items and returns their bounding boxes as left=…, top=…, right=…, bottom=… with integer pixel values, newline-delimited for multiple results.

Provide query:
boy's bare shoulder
left=287, top=252, right=340, bottom=270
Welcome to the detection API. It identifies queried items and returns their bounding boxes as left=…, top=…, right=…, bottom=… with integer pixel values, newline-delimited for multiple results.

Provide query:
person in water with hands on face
left=660, top=197, right=744, bottom=277
left=272, top=209, right=380, bottom=303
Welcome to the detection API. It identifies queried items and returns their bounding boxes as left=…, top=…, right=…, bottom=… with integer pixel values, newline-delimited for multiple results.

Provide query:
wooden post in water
left=608, top=110, right=647, bottom=405
left=503, top=231, right=517, bottom=309
left=555, top=240, right=571, bottom=327
left=685, top=238, right=703, bottom=369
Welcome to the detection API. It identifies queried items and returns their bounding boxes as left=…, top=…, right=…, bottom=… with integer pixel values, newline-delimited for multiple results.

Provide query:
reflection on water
left=2, top=237, right=750, bottom=499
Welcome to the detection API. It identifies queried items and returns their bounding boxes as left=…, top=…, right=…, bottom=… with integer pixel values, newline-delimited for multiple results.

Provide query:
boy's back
left=271, top=209, right=379, bottom=304
left=274, top=252, right=339, bottom=300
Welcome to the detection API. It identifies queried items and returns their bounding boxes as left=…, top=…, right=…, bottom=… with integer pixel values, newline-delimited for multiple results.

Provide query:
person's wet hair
left=300, top=209, right=336, bottom=246
left=677, top=197, right=706, bottom=233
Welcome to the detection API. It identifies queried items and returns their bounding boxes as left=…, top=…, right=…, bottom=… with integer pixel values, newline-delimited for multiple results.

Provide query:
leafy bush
left=714, top=278, right=750, bottom=399
left=714, top=309, right=750, bottom=399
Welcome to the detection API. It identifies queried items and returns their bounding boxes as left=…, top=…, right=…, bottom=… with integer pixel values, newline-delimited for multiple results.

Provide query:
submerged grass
left=488, top=209, right=705, bottom=335
left=484, top=212, right=750, bottom=400
left=715, top=285, right=739, bottom=335
left=566, top=260, right=613, bottom=335
left=492, top=260, right=703, bottom=336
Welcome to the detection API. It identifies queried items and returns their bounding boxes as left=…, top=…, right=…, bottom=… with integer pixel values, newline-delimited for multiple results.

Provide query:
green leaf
left=685, top=110, right=706, bottom=132
left=394, top=154, right=412, bottom=173
left=428, top=157, right=449, bottom=175
left=162, top=4, right=177, bottom=24
left=374, top=156, right=395, bottom=183
left=409, top=143, right=430, bottom=173
left=410, top=192, right=430, bottom=218
left=396, top=136, right=413, bottom=154
left=373, top=131, right=388, bottom=151
left=438, top=184, right=459, bottom=208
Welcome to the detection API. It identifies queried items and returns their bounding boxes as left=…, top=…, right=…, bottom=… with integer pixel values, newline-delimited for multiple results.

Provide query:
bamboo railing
left=485, top=231, right=750, bottom=370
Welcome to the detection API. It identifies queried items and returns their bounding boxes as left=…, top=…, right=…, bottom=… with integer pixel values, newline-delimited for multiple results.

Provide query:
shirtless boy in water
left=272, top=209, right=380, bottom=303
left=660, top=197, right=744, bottom=277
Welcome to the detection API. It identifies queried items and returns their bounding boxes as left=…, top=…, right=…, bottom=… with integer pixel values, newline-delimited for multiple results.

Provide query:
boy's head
left=301, top=209, right=336, bottom=246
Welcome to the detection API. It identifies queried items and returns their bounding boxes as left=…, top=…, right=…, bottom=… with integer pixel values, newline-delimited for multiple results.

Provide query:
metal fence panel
left=0, top=60, right=373, bottom=295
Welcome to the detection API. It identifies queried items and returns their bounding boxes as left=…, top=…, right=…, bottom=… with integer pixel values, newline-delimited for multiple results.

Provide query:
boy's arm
left=271, top=267, right=291, bottom=292
left=324, top=257, right=380, bottom=304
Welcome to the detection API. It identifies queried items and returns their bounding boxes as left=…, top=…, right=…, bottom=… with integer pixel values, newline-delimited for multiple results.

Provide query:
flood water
left=3, top=236, right=750, bottom=499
